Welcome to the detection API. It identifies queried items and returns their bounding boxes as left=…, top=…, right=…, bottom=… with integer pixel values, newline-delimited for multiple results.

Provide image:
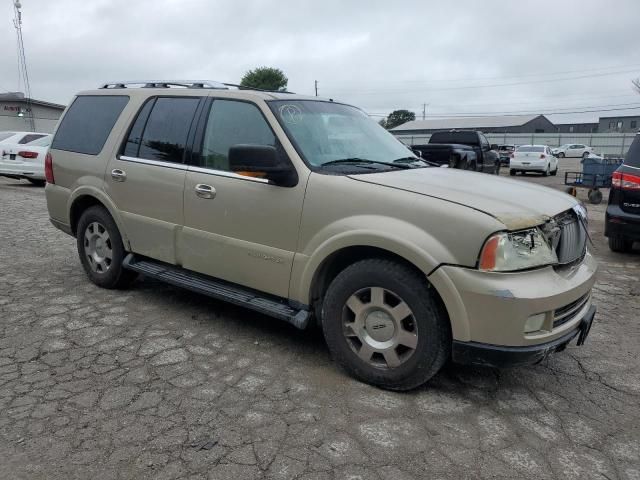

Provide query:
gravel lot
left=1, top=158, right=639, bottom=480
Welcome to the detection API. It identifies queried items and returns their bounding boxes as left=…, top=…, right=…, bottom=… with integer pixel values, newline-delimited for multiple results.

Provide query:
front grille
left=543, top=209, right=587, bottom=266
left=553, top=293, right=590, bottom=328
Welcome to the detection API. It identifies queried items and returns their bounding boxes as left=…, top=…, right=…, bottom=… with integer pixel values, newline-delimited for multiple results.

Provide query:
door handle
left=111, top=169, right=127, bottom=181
left=195, top=184, right=216, bottom=199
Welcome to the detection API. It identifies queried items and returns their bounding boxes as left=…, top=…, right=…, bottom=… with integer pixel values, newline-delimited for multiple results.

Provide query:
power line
left=328, top=68, right=640, bottom=95
left=366, top=104, right=640, bottom=118
left=323, top=62, right=640, bottom=88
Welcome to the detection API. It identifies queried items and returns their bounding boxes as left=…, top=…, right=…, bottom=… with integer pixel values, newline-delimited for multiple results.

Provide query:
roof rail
left=222, top=83, right=295, bottom=94
left=99, top=80, right=228, bottom=90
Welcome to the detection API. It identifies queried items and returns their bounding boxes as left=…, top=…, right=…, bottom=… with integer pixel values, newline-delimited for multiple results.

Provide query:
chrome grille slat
left=550, top=209, right=587, bottom=265
left=553, top=293, right=590, bottom=328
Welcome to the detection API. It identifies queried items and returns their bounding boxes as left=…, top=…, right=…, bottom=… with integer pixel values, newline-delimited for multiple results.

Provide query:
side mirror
left=490, top=144, right=498, bottom=151
left=228, top=144, right=297, bottom=187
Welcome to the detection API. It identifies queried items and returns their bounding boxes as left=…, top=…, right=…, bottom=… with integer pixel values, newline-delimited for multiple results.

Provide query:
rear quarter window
left=51, top=95, right=129, bottom=155
left=625, top=135, right=640, bottom=167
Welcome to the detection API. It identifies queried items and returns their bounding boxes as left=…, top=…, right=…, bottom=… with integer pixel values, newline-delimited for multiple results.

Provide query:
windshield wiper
left=391, top=156, right=439, bottom=167
left=322, top=158, right=411, bottom=169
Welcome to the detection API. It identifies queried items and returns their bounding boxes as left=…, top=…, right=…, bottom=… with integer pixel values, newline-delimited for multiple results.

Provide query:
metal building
left=390, top=114, right=556, bottom=135
left=0, top=92, right=65, bottom=133
left=598, top=115, right=640, bottom=133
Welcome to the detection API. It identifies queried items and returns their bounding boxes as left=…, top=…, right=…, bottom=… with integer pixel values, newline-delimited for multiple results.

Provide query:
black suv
left=605, top=133, right=640, bottom=252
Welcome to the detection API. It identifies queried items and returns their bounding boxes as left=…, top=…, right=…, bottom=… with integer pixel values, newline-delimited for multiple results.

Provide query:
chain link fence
left=395, top=132, right=637, bottom=157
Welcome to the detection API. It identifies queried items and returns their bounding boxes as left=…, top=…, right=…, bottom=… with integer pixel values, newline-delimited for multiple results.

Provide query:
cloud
left=1, top=0, right=638, bottom=122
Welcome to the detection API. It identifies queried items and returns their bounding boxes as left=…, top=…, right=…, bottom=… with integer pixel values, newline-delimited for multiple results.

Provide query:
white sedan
left=509, top=145, right=558, bottom=177
left=0, top=134, right=52, bottom=186
left=552, top=143, right=594, bottom=158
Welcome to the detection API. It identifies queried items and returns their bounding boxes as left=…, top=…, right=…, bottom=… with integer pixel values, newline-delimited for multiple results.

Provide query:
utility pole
left=422, top=103, right=427, bottom=121
left=314, top=80, right=318, bottom=97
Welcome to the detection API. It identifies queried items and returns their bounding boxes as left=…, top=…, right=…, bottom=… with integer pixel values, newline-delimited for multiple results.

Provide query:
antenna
left=13, top=0, right=35, bottom=131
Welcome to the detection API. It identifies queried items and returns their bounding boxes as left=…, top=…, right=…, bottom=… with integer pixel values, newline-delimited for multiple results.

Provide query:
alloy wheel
left=342, top=287, right=418, bottom=369
left=84, top=221, right=113, bottom=274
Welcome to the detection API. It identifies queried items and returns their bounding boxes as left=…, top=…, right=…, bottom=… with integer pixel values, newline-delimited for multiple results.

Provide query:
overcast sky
left=1, top=0, right=639, bottom=123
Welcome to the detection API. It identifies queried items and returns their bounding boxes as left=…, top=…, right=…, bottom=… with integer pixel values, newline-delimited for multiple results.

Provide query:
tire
left=321, top=258, right=450, bottom=391
left=509, top=169, right=516, bottom=176
left=587, top=189, right=603, bottom=204
left=551, top=167, right=558, bottom=176
left=494, top=162, right=501, bottom=175
left=608, top=236, right=631, bottom=253
left=558, top=152, right=565, bottom=158
left=27, top=178, right=45, bottom=187
left=76, top=206, right=137, bottom=289
left=543, top=165, right=550, bottom=177
left=582, top=151, right=590, bottom=159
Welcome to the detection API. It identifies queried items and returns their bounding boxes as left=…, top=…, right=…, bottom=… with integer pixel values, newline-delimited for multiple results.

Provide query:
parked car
left=45, top=80, right=597, bottom=390
left=605, top=133, right=640, bottom=252
left=411, top=142, right=477, bottom=170
left=413, top=130, right=500, bottom=174
left=0, top=131, right=49, bottom=145
left=497, top=144, right=516, bottom=165
left=552, top=144, right=594, bottom=158
left=0, top=133, right=52, bottom=186
left=509, top=145, right=558, bottom=176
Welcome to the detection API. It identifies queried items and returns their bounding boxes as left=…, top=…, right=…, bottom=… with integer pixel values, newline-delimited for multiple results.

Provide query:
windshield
left=268, top=100, right=417, bottom=168
left=517, top=146, right=544, bottom=152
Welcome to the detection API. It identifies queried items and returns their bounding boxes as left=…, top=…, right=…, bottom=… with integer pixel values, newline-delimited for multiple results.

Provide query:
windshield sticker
left=279, top=104, right=303, bottom=124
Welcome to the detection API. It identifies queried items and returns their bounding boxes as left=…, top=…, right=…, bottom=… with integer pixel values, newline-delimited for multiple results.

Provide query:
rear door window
left=135, top=97, right=200, bottom=164
left=51, top=95, right=129, bottom=155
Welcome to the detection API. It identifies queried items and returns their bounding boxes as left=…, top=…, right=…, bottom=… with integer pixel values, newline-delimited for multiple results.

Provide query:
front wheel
left=509, top=169, right=516, bottom=176
left=27, top=178, right=46, bottom=187
left=587, top=188, right=603, bottom=204
left=76, top=206, right=137, bottom=289
left=321, top=259, right=450, bottom=391
left=558, top=152, right=565, bottom=158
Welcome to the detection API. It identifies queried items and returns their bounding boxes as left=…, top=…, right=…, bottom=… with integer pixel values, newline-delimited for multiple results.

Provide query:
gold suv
left=45, top=80, right=597, bottom=390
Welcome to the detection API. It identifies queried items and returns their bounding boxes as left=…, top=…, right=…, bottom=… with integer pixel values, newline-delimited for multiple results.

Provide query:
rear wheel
left=27, top=178, right=45, bottom=187
left=558, top=152, right=565, bottom=158
left=587, top=188, right=603, bottom=204
left=509, top=169, right=516, bottom=176
left=582, top=151, right=590, bottom=159
left=543, top=165, right=550, bottom=177
left=551, top=166, right=558, bottom=176
left=76, top=206, right=137, bottom=289
left=321, top=259, right=450, bottom=391
left=608, top=236, right=632, bottom=253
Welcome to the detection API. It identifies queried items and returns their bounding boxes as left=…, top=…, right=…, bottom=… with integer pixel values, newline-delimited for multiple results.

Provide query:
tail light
left=45, top=152, right=54, bottom=184
left=18, top=151, right=38, bottom=159
left=540, top=154, right=546, bottom=159
left=612, top=171, right=640, bottom=190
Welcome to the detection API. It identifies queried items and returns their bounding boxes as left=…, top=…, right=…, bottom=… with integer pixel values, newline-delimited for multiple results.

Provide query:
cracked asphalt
left=1, top=158, right=639, bottom=480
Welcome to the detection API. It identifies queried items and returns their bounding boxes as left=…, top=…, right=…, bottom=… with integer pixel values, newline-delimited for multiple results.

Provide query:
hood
left=349, top=168, right=578, bottom=230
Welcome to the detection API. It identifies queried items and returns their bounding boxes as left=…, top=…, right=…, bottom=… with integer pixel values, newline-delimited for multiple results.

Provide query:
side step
left=123, top=254, right=311, bottom=329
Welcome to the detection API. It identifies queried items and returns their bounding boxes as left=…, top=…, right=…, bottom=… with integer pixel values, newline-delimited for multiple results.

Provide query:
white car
left=552, top=143, right=594, bottom=158
left=0, top=134, right=52, bottom=186
left=509, top=145, right=558, bottom=176
left=0, top=131, right=50, bottom=146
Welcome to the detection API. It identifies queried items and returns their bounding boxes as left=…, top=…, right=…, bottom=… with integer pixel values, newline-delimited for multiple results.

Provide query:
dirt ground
left=0, top=158, right=638, bottom=479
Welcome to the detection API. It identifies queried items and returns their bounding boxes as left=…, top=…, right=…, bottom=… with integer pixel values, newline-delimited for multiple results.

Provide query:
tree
left=382, top=110, right=416, bottom=130
left=240, top=67, right=288, bottom=91
left=633, top=78, right=640, bottom=94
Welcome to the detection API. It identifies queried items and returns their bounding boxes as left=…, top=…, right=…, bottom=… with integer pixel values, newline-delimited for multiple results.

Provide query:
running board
left=122, top=254, right=310, bottom=329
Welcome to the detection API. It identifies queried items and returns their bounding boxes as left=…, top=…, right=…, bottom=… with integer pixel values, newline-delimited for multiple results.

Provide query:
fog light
left=524, top=313, right=546, bottom=334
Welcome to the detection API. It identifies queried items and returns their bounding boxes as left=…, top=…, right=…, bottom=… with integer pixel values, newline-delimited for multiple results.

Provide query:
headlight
left=479, top=228, right=558, bottom=272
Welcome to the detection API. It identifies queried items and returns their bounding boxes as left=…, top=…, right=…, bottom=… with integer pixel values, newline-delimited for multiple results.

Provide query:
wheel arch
left=305, top=244, right=451, bottom=331
left=68, top=187, right=130, bottom=247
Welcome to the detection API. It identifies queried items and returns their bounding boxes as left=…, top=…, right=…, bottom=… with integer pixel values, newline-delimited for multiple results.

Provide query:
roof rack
left=99, top=80, right=229, bottom=89
left=99, top=80, right=295, bottom=94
